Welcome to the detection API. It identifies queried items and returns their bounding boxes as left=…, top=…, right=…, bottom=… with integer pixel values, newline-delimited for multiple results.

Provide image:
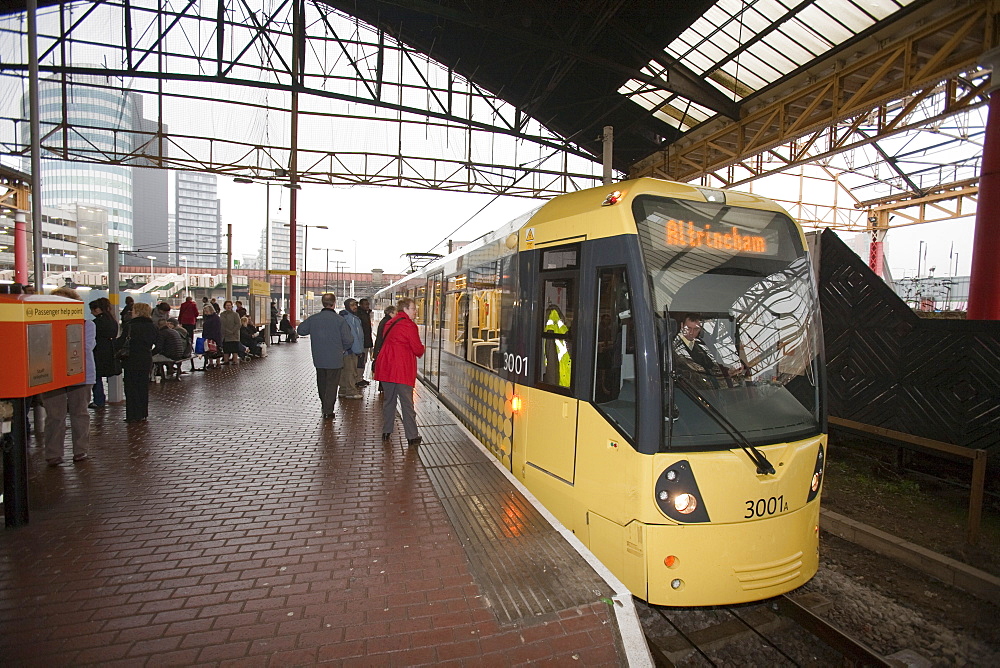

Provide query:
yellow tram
left=375, top=177, right=826, bottom=606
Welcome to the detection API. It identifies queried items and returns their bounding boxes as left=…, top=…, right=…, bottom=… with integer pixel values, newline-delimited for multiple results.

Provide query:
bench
left=153, top=356, right=193, bottom=380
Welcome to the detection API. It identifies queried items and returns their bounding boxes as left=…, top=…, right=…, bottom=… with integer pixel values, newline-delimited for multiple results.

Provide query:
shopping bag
left=194, top=337, right=206, bottom=355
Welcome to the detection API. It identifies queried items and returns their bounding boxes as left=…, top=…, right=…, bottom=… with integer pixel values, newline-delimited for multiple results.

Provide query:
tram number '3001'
left=744, top=495, right=787, bottom=518
left=503, top=352, right=528, bottom=375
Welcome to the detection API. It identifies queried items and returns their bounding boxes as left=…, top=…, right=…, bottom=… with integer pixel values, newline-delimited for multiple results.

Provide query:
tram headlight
left=673, top=493, right=697, bottom=514
left=654, top=461, right=709, bottom=523
left=807, top=445, right=824, bottom=502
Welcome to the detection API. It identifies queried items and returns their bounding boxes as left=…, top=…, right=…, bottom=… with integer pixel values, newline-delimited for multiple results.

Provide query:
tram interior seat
left=474, top=340, right=499, bottom=368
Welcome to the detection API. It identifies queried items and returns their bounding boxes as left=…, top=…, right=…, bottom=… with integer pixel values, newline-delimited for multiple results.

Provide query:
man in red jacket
left=373, top=297, right=425, bottom=446
left=178, top=296, right=200, bottom=342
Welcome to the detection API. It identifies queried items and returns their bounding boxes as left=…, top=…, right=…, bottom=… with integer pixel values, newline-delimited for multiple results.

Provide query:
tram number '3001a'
left=744, top=496, right=787, bottom=518
left=503, top=352, right=528, bottom=375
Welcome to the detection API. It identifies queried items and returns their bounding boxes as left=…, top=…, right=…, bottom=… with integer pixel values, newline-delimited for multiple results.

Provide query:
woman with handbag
left=201, top=304, right=223, bottom=369
left=88, top=297, right=120, bottom=409
left=118, top=302, right=157, bottom=423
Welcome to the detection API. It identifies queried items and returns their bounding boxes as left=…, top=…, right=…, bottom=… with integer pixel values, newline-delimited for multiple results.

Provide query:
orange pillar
left=968, top=52, right=1000, bottom=319
left=14, top=211, right=28, bottom=284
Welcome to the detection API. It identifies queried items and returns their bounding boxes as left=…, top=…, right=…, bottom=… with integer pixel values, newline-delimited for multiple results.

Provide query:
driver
left=673, top=313, right=732, bottom=385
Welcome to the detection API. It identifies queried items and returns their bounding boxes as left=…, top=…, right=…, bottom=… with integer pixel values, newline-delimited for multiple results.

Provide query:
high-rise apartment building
left=174, top=172, right=221, bottom=268
left=264, top=221, right=305, bottom=271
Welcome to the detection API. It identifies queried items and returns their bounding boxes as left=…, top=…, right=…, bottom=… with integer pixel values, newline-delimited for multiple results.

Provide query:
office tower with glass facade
left=25, top=75, right=155, bottom=251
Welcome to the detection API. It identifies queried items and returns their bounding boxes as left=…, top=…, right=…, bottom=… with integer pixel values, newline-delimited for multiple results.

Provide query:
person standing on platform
left=297, top=293, right=354, bottom=419
left=338, top=298, right=365, bottom=399
left=201, top=304, right=222, bottom=369
left=120, top=295, right=134, bottom=323
left=374, top=297, right=425, bottom=446
left=270, top=300, right=280, bottom=338
left=220, top=300, right=242, bottom=365
left=178, top=295, right=199, bottom=342
left=372, top=305, right=396, bottom=394
left=42, top=287, right=94, bottom=465
left=119, top=302, right=157, bottom=424
left=88, top=297, right=119, bottom=409
left=356, top=298, right=374, bottom=387
left=210, top=297, right=221, bottom=313
left=235, top=300, right=248, bottom=319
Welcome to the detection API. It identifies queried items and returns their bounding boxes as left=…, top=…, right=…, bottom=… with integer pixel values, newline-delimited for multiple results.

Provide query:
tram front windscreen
left=632, top=195, right=824, bottom=450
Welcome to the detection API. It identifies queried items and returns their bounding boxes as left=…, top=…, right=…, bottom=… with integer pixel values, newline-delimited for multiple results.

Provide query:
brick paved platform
left=1, top=343, right=650, bottom=666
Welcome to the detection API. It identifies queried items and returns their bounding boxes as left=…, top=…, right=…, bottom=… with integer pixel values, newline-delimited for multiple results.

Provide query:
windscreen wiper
left=674, top=375, right=776, bottom=475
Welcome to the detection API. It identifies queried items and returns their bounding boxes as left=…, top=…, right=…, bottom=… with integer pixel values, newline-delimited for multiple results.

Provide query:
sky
left=216, top=179, right=541, bottom=278
left=216, top=177, right=979, bottom=281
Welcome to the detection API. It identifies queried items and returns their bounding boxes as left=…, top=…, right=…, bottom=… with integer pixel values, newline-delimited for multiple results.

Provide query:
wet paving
left=0, top=343, right=622, bottom=666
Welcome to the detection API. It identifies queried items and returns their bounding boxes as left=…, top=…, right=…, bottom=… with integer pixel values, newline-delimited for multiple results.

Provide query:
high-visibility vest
left=544, top=308, right=571, bottom=386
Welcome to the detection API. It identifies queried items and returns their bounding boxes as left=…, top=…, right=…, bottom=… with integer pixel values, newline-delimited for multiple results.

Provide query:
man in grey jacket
left=297, top=293, right=355, bottom=419
left=338, top=298, right=365, bottom=399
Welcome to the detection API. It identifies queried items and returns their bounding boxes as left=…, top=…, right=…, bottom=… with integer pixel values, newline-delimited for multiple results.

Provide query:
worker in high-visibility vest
left=543, top=305, right=571, bottom=387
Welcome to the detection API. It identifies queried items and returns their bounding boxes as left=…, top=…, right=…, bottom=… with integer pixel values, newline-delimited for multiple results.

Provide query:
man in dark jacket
left=356, top=298, right=374, bottom=387
left=153, top=319, right=187, bottom=361
left=297, top=294, right=355, bottom=419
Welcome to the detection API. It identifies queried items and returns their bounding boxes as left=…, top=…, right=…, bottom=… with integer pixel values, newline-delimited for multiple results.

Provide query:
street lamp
left=331, top=259, right=348, bottom=297
left=146, top=255, right=156, bottom=280
left=180, top=256, right=189, bottom=298
left=286, top=223, right=327, bottom=309
left=312, top=247, right=343, bottom=295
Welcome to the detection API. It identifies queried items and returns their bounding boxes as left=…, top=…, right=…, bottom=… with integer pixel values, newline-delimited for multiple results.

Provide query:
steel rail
left=773, top=594, right=895, bottom=668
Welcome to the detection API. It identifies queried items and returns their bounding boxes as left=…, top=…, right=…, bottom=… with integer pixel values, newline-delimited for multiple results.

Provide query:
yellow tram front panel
left=571, top=403, right=824, bottom=605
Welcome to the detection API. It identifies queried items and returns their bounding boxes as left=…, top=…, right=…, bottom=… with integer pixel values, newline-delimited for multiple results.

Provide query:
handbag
left=116, top=333, right=131, bottom=361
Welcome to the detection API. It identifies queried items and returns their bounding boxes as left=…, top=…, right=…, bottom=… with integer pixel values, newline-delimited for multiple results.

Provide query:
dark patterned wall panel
left=817, top=229, right=1000, bottom=454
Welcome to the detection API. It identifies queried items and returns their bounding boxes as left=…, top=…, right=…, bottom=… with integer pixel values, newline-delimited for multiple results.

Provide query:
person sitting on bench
left=279, top=313, right=299, bottom=342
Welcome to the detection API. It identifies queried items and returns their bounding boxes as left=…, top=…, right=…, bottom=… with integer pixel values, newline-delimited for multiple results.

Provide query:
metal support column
left=27, top=0, right=43, bottom=290
left=107, top=242, right=124, bottom=403
left=3, top=398, right=30, bottom=527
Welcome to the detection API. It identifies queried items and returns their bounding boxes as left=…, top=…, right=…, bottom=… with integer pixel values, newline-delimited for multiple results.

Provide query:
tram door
left=523, top=245, right=579, bottom=484
left=423, top=272, right=444, bottom=390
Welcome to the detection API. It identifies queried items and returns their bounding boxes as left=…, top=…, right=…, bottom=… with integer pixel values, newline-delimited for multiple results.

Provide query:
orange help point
left=0, top=293, right=86, bottom=398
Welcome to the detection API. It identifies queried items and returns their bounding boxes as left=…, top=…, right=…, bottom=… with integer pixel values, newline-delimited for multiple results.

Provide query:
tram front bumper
left=643, top=501, right=820, bottom=606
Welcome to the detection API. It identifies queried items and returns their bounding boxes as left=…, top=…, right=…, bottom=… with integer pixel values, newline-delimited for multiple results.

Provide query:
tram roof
left=0, top=0, right=928, bottom=174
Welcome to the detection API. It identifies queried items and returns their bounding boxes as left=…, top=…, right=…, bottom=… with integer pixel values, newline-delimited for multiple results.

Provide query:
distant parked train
left=375, top=177, right=826, bottom=606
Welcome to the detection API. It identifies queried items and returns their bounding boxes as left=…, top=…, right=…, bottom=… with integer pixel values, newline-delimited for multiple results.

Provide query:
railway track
left=638, top=592, right=895, bottom=667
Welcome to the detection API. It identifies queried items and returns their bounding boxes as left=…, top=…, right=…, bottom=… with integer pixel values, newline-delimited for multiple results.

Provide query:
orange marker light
left=602, top=190, right=624, bottom=206
left=664, top=555, right=678, bottom=568
left=511, top=395, right=523, bottom=412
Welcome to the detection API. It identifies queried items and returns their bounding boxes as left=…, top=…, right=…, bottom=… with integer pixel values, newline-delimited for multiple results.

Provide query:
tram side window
left=444, top=275, right=467, bottom=357
left=540, top=277, right=575, bottom=388
left=467, top=262, right=501, bottom=369
left=594, top=268, right=636, bottom=436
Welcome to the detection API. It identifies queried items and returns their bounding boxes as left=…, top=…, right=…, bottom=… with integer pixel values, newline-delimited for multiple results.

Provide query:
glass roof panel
left=816, top=2, right=878, bottom=33
left=619, top=0, right=916, bottom=134
left=796, top=6, right=855, bottom=43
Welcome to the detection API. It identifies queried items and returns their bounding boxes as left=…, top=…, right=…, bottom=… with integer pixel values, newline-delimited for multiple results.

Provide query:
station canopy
left=0, top=0, right=990, bottom=219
